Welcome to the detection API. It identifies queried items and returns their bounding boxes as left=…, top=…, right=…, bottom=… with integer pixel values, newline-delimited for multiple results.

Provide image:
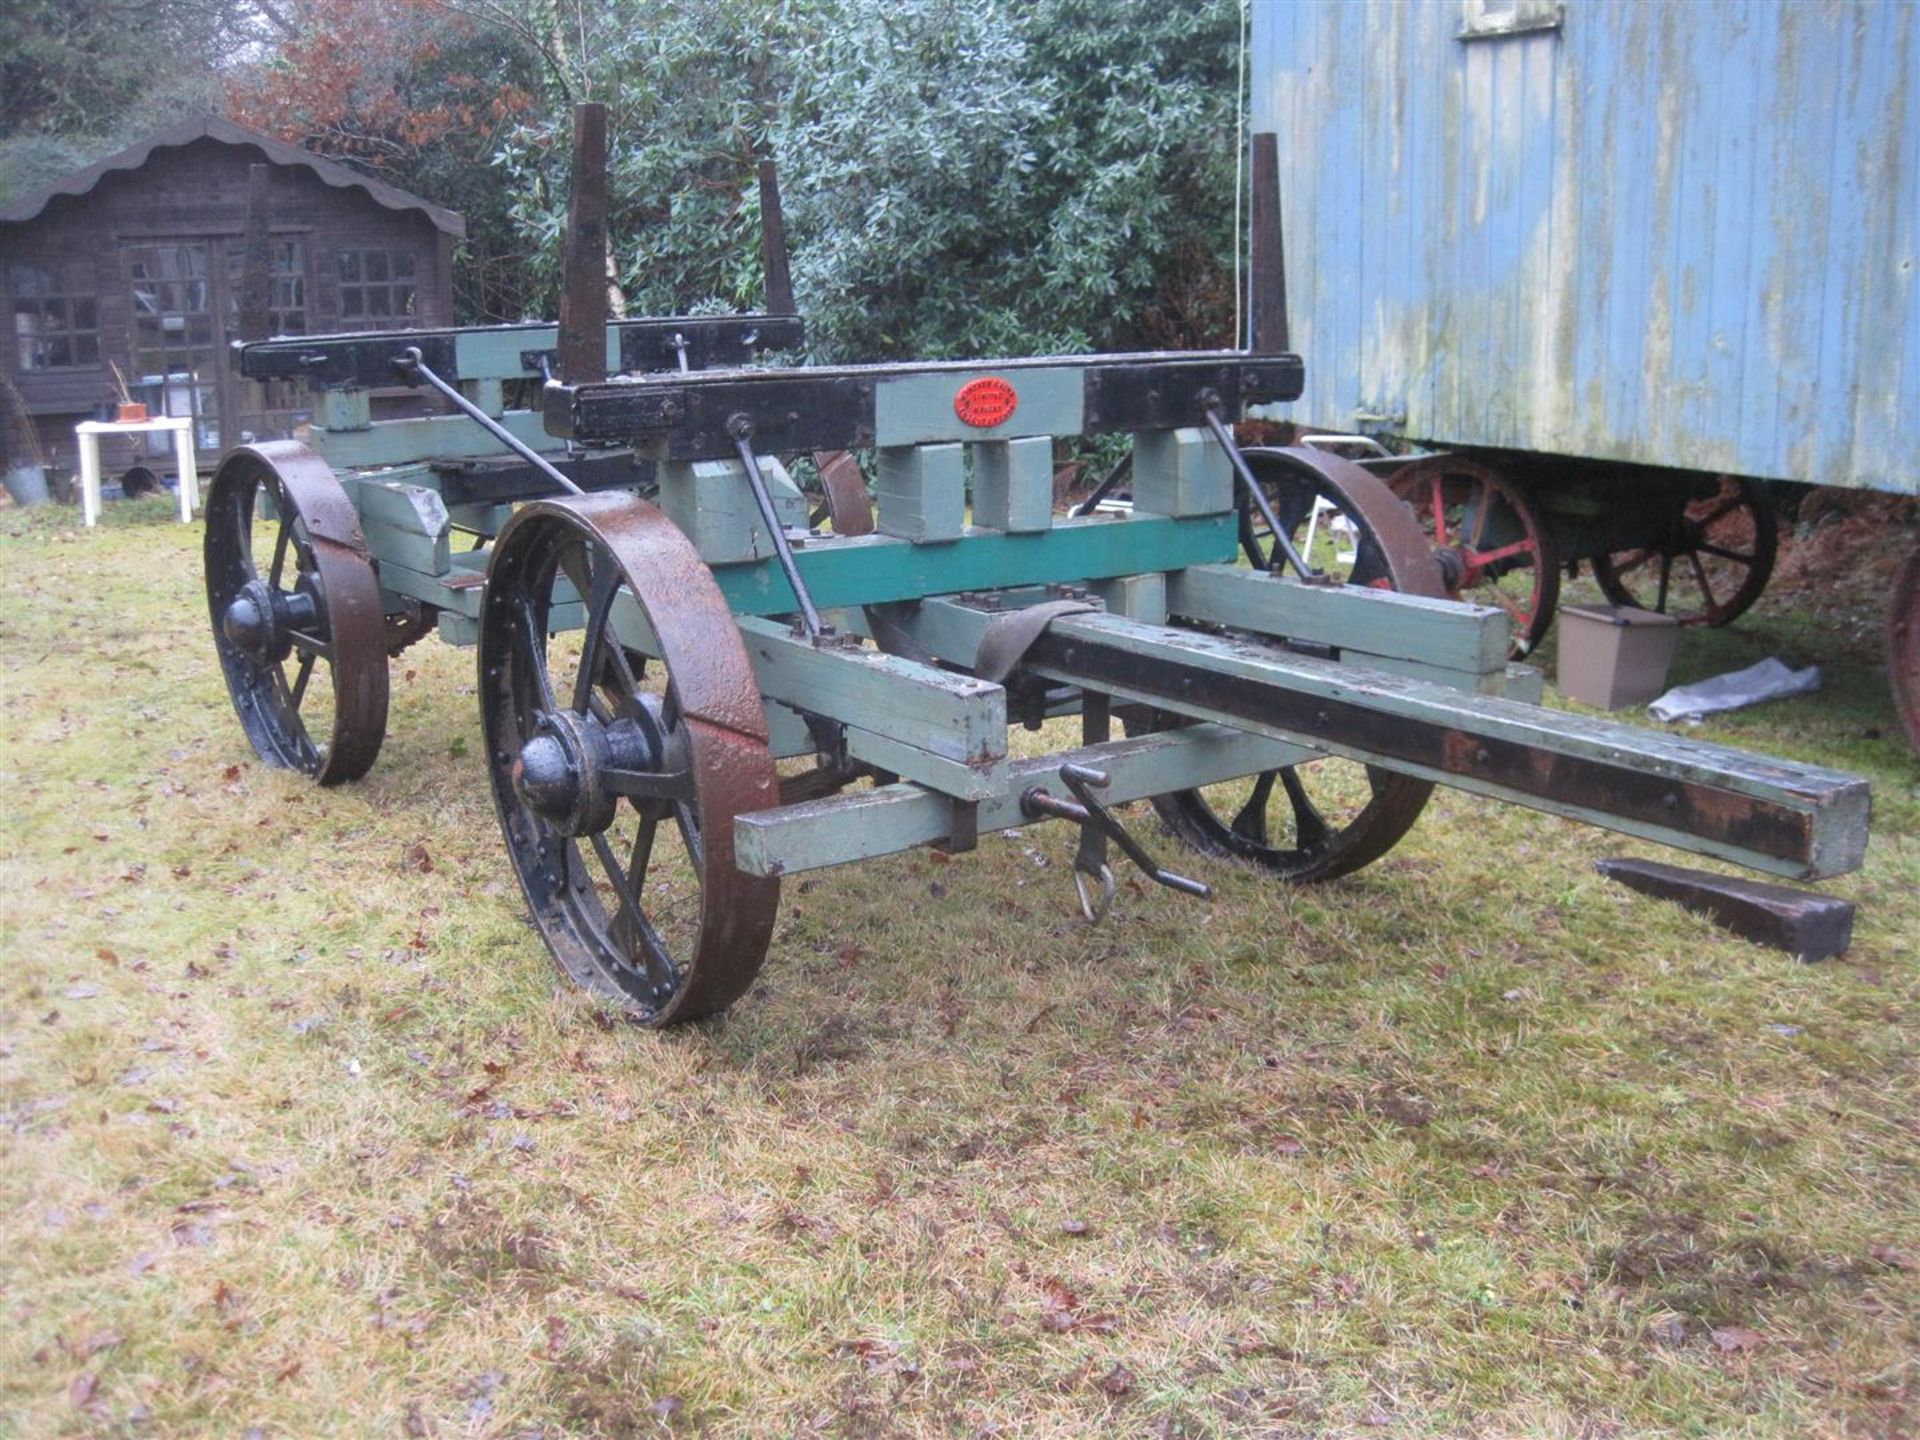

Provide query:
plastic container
left=1556, top=604, right=1681, bottom=710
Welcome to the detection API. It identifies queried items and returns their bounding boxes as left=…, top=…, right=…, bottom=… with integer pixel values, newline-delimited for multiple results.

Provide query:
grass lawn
left=2, top=496, right=1915, bottom=1438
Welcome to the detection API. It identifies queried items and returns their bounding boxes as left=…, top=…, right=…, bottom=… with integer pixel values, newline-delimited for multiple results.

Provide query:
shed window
left=337, top=248, right=417, bottom=327
left=11, top=261, right=100, bottom=370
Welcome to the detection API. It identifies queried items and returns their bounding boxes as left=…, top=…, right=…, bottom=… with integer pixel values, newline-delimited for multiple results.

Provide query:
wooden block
left=1129, top=426, right=1232, bottom=517
left=874, top=367, right=1082, bottom=446
left=969, top=436, right=1054, bottom=532
left=339, top=476, right=451, bottom=539
left=316, top=388, right=371, bottom=432
left=463, top=377, right=506, bottom=418
left=1087, top=572, right=1167, bottom=625
left=436, top=611, right=480, bottom=646
left=1595, top=857, right=1855, bottom=960
left=1503, top=663, right=1545, bottom=705
left=362, top=517, right=450, bottom=577
left=875, top=443, right=966, bottom=543
left=655, top=455, right=807, bottom=565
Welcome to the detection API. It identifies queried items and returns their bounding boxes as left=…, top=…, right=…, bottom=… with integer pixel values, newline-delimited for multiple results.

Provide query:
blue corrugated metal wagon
left=1253, top=0, right=1918, bottom=743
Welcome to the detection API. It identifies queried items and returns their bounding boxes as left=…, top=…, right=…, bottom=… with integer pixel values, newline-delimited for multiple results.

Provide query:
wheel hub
left=222, top=577, right=320, bottom=665
left=512, top=706, right=658, bottom=837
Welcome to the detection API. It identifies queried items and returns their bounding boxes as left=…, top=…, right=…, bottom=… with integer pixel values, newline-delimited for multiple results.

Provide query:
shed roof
left=0, top=115, right=466, bottom=238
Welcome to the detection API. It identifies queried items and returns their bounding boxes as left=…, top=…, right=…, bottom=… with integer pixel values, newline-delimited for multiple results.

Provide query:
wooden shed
left=0, top=115, right=465, bottom=483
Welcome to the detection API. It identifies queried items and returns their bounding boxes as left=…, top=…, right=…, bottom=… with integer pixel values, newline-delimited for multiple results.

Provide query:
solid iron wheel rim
left=203, top=442, right=388, bottom=785
left=1592, top=475, right=1777, bottom=626
left=478, top=494, right=781, bottom=1025
left=1140, top=445, right=1438, bottom=882
left=1387, top=453, right=1560, bottom=658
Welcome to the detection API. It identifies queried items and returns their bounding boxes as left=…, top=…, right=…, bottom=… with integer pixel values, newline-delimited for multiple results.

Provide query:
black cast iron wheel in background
left=1592, top=474, right=1777, bottom=626
left=203, top=441, right=389, bottom=784
left=1136, top=446, right=1442, bottom=882
left=478, top=494, right=781, bottom=1025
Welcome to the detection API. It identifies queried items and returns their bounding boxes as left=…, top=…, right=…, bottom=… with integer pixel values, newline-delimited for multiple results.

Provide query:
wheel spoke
left=1466, top=481, right=1494, bottom=552
left=1689, top=550, right=1720, bottom=614
left=573, top=555, right=623, bottom=715
left=588, top=829, right=676, bottom=987
left=1463, top=536, right=1538, bottom=569
left=268, top=515, right=293, bottom=588
left=1696, top=541, right=1753, bottom=564
left=515, top=595, right=558, bottom=712
left=1279, top=767, right=1332, bottom=852
left=672, top=799, right=704, bottom=871
left=1428, top=475, right=1449, bottom=547
left=1656, top=552, right=1675, bottom=612
left=283, top=630, right=333, bottom=661
left=288, top=651, right=315, bottom=712
left=628, top=803, right=662, bottom=894
left=1231, top=770, right=1277, bottom=846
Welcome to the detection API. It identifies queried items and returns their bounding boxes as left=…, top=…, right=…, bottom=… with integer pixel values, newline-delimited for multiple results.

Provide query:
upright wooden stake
left=1249, top=132, right=1289, bottom=354
left=558, top=103, right=609, bottom=386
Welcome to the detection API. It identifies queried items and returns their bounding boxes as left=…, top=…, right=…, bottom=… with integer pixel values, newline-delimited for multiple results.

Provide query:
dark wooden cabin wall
left=1, top=137, right=453, bottom=470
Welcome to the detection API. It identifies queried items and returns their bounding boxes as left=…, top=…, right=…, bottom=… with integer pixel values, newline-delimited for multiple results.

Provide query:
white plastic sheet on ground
left=1648, top=657, right=1823, bottom=724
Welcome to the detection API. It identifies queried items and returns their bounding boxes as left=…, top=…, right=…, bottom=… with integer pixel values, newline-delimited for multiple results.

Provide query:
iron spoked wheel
left=1593, top=474, right=1777, bottom=626
left=478, top=494, right=781, bottom=1025
left=1888, top=544, right=1920, bottom=756
left=1140, top=446, right=1440, bottom=881
left=1387, top=454, right=1559, bottom=657
left=203, top=442, right=389, bottom=784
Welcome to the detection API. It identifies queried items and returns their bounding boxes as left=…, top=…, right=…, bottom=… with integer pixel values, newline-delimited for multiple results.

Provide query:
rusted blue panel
left=1252, top=0, right=1918, bottom=493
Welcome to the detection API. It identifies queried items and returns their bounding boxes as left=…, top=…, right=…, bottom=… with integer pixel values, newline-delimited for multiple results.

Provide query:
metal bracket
left=1021, top=762, right=1210, bottom=922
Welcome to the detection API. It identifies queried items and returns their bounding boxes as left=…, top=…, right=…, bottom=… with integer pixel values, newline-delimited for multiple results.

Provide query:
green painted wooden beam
left=1021, top=612, right=1870, bottom=880
left=734, top=722, right=1316, bottom=877
left=710, top=513, right=1238, bottom=616
left=1168, top=566, right=1510, bottom=677
left=306, top=410, right=555, bottom=469
left=735, top=616, right=1007, bottom=798
left=881, top=588, right=1510, bottom=698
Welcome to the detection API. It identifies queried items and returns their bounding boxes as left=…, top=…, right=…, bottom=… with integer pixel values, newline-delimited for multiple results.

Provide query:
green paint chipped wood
left=875, top=443, right=965, bottom=543
left=969, top=436, right=1054, bottom=532
left=734, top=723, right=1316, bottom=877
left=306, top=409, right=554, bottom=469
left=874, top=366, right=1082, bottom=446
left=709, top=513, right=1239, bottom=616
left=1130, top=426, right=1231, bottom=517
left=1167, top=566, right=1510, bottom=677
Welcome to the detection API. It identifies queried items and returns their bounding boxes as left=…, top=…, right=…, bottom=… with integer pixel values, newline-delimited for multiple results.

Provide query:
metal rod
left=396, top=347, right=584, bottom=497
left=727, top=416, right=823, bottom=638
left=1069, top=451, right=1134, bottom=518
left=1202, top=403, right=1320, bottom=580
left=1022, top=764, right=1211, bottom=899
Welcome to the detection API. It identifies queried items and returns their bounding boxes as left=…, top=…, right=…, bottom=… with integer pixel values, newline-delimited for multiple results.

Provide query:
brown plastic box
left=1556, top=604, right=1681, bottom=709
